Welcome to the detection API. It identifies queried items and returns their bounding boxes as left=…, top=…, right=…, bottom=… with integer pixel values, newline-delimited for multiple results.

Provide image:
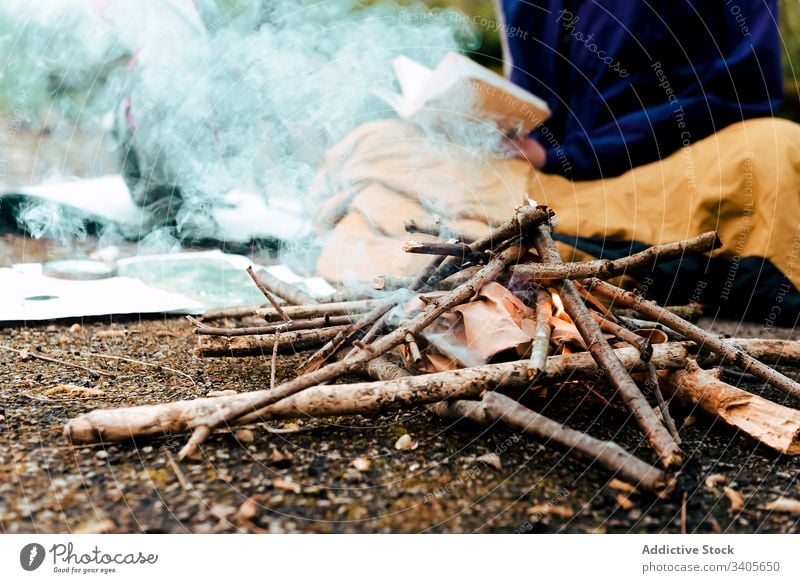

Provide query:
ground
left=1, top=301, right=799, bottom=534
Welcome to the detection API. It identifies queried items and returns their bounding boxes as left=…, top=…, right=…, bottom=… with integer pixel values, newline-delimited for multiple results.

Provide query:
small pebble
left=69, top=323, right=83, bottom=334
left=394, top=434, right=418, bottom=451
left=235, top=429, right=254, bottom=443
left=95, top=450, right=108, bottom=460
left=351, top=457, right=371, bottom=472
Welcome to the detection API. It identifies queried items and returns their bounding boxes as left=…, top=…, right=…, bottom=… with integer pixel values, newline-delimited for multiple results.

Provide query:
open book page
left=373, top=52, right=550, bottom=135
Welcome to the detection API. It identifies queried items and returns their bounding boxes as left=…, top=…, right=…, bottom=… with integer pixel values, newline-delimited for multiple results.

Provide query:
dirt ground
left=1, top=293, right=799, bottom=534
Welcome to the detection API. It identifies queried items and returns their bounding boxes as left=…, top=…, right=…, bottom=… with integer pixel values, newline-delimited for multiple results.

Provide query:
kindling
left=49, top=543, right=158, bottom=565
left=642, top=544, right=734, bottom=555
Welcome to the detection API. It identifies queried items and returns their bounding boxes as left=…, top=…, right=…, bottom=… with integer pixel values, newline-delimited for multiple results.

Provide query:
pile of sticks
left=64, top=205, right=800, bottom=497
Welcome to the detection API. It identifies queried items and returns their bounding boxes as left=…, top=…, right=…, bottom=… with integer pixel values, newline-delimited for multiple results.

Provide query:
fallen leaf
left=476, top=452, right=502, bottom=470
left=351, top=457, right=371, bottom=471
left=236, top=498, right=259, bottom=522
left=273, top=477, right=301, bottom=494
left=615, top=494, right=635, bottom=511
left=209, top=503, right=236, bottom=522
left=74, top=518, right=116, bottom=534
left=704, top=473, right=727, bottom=490
left=608, top=479, right=639, bottom=494
left=234, top=429, right=254, bottom=443
left=44, top=384, right=105, bottom=398
left=527, top=505, right=573, bottom=518
left=723, top=486, right=745, bottom=512
left=69, top=323, right=83, bottom=334
left=394, top=433, right=418, bottom=451
left=762, top=497, right=800, bottom=514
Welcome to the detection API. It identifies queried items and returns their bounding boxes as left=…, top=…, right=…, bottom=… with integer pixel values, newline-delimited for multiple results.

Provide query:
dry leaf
left=762, top=497, right=800, bottom=514
left=209, top=503, right=237, bottom=522
left=704, top=473, right=727, bottom=490
left=616, top=494, right=635, bottom=511
left=723, top=486, right=745, bottom=512
left=236, top=498, right=259, bottom=522
left=476, top=452, right=502, bottom=470
left=527, top=504, right=573, bottom=518
left=273, top=477, right=301, bottom=494
left=74, top=518, right=116, bottom=534
left=234, top=429, right=254, bottom=443
left=351, top=457, right=371, bottom=471
left=45, top=384, right=105, bottom=398
left=69, top=323, right=83, bottom=334
left=394, top=434, right=418, bottom=451
left=608, top=479, right=639, bottom=494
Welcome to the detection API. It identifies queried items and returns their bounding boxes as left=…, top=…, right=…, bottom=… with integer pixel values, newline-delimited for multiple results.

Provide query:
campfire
left=63, top=204, right=800, bottom=497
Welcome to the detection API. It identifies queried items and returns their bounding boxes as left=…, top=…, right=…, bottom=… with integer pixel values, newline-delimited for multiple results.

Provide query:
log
left=533, top=223, right=682, bottom=469
left=255, top=299, right=386, bottom=322
left=512, top=231, right=720, bottom=282
left=403, top=239, right=482, bottom=263
left=661, top=361, right=800, bottom=455
left=428, top=392, right=672, bottom=496
left=404, top=219, right=477, bottom=244
left=64, top=343, right=691, bottom=445
left=194, top=325, right=349, bottom=357
left=192, top=315, right=356, bottom=336
left=588, top=279, right=800, bottom=401
left=527, top=289, right=552, bottom=379
left=250, top=268, right=318, bottom=306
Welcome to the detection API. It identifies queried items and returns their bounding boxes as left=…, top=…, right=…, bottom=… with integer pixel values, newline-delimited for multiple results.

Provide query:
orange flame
left=548, top=288, right=573, bottom=323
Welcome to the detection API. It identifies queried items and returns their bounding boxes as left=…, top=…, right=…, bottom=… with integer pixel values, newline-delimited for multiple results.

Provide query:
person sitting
left=312, top=1, right=800, bottom=326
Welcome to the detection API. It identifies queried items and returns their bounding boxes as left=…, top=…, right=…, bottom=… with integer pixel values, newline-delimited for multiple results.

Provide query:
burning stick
left=194, top=325, right=349, bottom=358
left=588, top=279, right=800, bottom=400
left=512, top=231, right=720, bottom=282
left=527, top=289, right=552, bottom=379
left=176, top=244, right=527, bottom=459
left=533, top=223, right=682, bottom=468
left=661, top=361, right=800, bottom=455
left=428, top=392, right=672, bottom=496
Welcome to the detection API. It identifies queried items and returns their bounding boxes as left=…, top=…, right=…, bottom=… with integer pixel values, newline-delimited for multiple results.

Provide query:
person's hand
left=517, top=137, right=547, bottom=169
left=501, top=134, right=547, bottom=169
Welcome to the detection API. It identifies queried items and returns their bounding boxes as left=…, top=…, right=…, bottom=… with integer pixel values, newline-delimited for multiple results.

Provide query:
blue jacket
left=500, top=1, right=783, bottom=179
